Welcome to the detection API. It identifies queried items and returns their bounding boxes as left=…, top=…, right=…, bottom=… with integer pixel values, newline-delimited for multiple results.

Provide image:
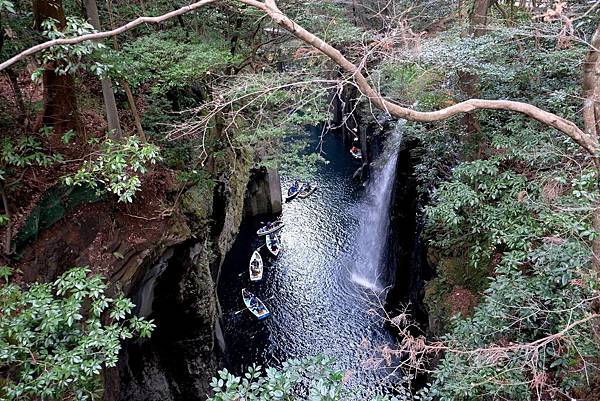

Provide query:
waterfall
left=351, top=121, right=404, bottom=291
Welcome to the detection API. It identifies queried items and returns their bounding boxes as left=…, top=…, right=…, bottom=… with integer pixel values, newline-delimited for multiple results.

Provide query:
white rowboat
left=242, top=289, right=270, bottom=320
left=298, top=183, right=317, bottom=199
left=265, top=233, right=281, bottom=257
left=249, top=250, right=263, bottom=281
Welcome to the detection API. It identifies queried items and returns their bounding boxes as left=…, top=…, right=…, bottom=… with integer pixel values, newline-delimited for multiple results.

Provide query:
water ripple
left=218, top=132, right=398, bottom=392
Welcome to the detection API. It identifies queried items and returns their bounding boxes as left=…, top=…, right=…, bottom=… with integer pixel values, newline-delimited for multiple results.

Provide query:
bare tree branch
left=1, top=0, right=598, bottom=156
left=0, top=0, right=218, bottom=71
left=255, top=0, right=599, bottom=156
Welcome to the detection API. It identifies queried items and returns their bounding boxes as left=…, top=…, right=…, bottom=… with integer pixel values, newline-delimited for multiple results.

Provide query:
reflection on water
left=218, top=129, right=398, bottom=393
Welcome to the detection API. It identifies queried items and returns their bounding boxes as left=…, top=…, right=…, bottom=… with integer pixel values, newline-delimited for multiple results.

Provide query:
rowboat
left=286, top=183, right=300, bottom=201
left=257, top=220, right=284, bottom=236
left=350, top=147, right=362, bottom=159
left=249, top=250, right=263, bottom=281
left=242, top=288, right=270, bottom=320
left=265, top=233, right=281, bottom=257
left=298, top=183, right=317, bottom=199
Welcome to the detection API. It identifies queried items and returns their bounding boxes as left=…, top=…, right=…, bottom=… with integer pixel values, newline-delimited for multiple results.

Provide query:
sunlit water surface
left=218, top=130, right=399, bottom=393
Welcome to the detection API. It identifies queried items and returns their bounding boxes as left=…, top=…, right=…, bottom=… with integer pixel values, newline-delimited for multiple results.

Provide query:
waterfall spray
left=352, top=121, right=404, bottom=291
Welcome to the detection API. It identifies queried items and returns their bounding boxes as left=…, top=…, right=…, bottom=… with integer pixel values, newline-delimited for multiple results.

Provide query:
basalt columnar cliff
left=13, top=142, right=281, bottom=401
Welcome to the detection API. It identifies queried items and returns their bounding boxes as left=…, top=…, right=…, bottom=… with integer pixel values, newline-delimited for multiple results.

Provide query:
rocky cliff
left=108, top=153, right=252, bottom=401
left=14, top=144, right=281, bottom=400
left=384, top=137, right=431, bottom=326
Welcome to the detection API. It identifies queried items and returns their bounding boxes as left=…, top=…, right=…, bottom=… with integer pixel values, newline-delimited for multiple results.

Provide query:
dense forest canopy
left=1, top=0, right=600, bottom=400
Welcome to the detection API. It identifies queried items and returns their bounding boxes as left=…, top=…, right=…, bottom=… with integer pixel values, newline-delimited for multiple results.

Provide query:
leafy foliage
left=416, top=28, right=586, bottom=112
left=208, top=356, right=348, bottom=401
left=0, top=0, right=14, bottom=14
left=392, top=18, right=600, bottom=400
left=429, top=243, right=599, bottom=401
left=0, top=267, right=154, bottom=400
left=117, top=30, right=238, bottom=90
left=1, top=133, right=63, bottom=181
left=32, top=17, right=109, bottom=79
left=268, top=1, right=371, bottom=47
left=374, top=63, right=449, bottom=111
left=0, top=129, right=63, bottom=223
left=207, top=355, right=411, bottom=401
left=63, top=136, right=161, bottom=203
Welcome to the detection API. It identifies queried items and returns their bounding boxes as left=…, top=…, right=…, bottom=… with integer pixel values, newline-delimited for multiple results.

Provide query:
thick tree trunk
left=84, top=0, right=122, bottom=138
left=32, top=0, right=79, bottom=134
left=41, top=70, right=79, bottom=133
left=106, top=0, right=146, bottom=142
left=470, top=0, right=490, bottom=37
left=583, top=23, right=600, bottom=272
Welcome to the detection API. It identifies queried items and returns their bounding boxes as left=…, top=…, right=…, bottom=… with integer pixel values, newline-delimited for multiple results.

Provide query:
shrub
left=0, top=267, right=154, bottom=400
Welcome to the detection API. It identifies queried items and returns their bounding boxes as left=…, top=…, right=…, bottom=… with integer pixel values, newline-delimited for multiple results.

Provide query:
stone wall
left=243, top=167, right=282, bottom=217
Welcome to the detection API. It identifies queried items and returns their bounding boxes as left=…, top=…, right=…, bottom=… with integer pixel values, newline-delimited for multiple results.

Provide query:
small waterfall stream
left=352, top=121, right=404, bottom=291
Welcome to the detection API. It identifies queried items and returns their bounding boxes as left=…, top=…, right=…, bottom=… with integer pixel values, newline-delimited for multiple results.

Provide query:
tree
left=104, top=0, right=146, bottom=142
left=0, top=266, right=154, bottom=400
left=5, top=0, right=598, bottom=266
left=5, top=2, right=598, bottom=255
left=2, top=0, right=596, bottom=155
left=83, top=0, right=122, bottom=138
left=31, top=0, right=79, bottom=134
left=469, top=0, right=491, bottom=37
left=583, top=22, right=600, bottom=271
left=206, top=356, right=388, bottom=401
left=0, top=0, right=25, bottom=122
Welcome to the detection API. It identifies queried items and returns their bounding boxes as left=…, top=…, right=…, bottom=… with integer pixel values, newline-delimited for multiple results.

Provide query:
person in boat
left=249, top=294, right=259, bottom=308
left=351, top=145, right=360, bottom=154
left=267, top=221, right=273, bottom=229
left=293, top=180, right=299, bottom=189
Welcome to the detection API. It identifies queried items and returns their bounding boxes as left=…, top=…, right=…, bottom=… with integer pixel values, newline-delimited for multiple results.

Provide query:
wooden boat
left=265, top=233, right=281, bottom=257
left=286, top=183, right=301, bottom=201
left=242, top=288, right=270, bottom=320
left=350, top=147, right=362, bottom=159
left=298, top=183, right=317, bottom=199
left=249, top=250, right=263, bottom=281
left=256, top=220, right=284, bottom=236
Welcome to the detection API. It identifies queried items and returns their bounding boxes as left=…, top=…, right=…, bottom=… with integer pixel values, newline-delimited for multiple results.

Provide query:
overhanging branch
left=1, top=0, right=597, bottom=156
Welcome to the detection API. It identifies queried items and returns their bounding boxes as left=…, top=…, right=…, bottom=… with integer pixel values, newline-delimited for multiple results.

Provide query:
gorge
left=1, top=1, right=599, bottom=400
